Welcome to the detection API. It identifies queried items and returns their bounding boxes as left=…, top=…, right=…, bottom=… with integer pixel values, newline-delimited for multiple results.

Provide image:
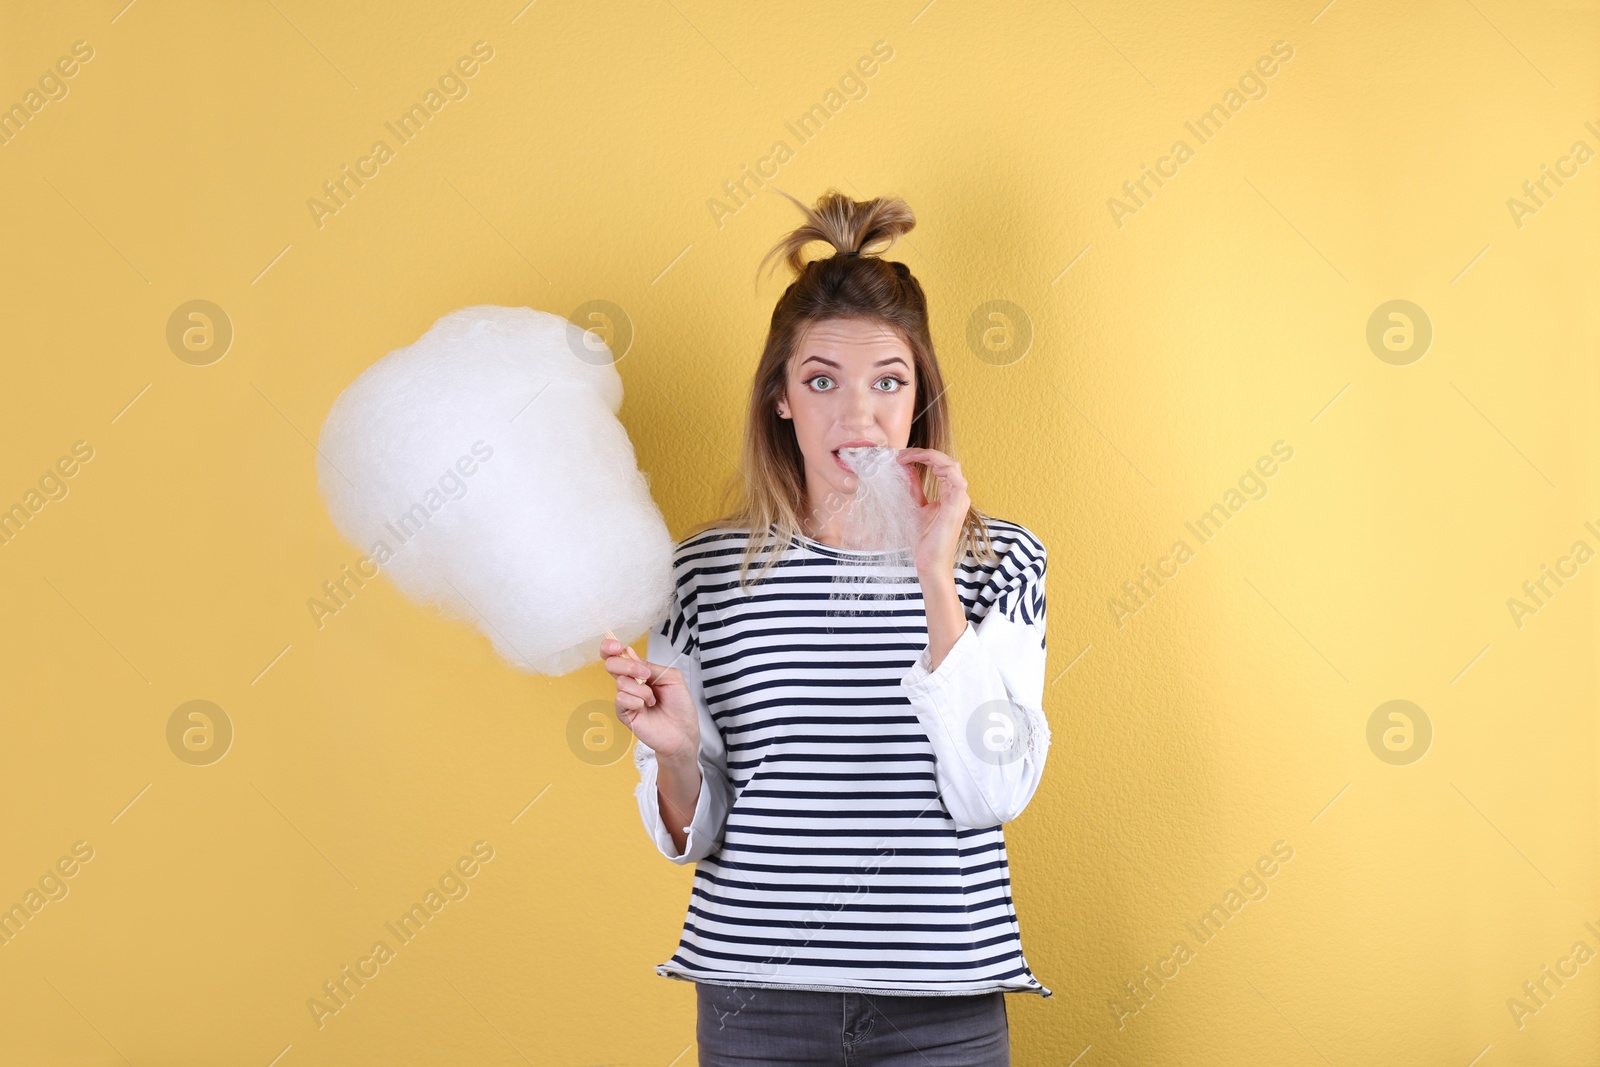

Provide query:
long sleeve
left=900, top=533, right=1051, bottom=830
left=632, top=588, right=733, bottom=864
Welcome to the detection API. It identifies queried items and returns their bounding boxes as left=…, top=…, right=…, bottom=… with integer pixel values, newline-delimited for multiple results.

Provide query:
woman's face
left=778, top=317, right=918, bottom=502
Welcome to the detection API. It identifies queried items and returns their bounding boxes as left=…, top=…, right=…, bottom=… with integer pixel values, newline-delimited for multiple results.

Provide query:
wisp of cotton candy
left=835, top=445, right=923, bottom=554
left=824, top=445, right=925, bottom=611
left=315, top=305, right=675, bottom=676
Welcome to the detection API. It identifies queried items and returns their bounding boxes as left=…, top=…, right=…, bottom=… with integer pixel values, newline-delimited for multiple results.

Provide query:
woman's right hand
left=601, top=636, right=700, bottom=762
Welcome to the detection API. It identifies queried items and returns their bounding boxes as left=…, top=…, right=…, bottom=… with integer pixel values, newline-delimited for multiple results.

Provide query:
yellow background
left=2, top=0, right=1596, bottom=1063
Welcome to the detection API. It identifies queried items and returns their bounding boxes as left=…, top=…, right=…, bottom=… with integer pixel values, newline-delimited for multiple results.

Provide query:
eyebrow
left=800, top=356, right=910, bottom=370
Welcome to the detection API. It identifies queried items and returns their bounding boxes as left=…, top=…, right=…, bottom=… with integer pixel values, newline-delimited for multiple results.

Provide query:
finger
left=903, top=451, right=961, bottom=480
left=903, top=447, right=954, bottom=467
left=603, top=630, right=649, bottom=669
left=899, top=454, right=965, bottom=494
left=616, top=675, right=656, bottom=706
left=913, top=458, right=967, bottom=498
left=905, top=464, right=928, bottom=506
left=896, top=447, right=951, bottom=466
left=603, top=653, right=655, bottom=684
left=602, top=635, right=641, bottom=659
left=617, top=640, right=656, bottom=681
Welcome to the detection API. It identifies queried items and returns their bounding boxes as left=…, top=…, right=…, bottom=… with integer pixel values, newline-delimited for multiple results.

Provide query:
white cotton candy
left=315, top=305, right=676, bottom=676
left=826, top=446, right=923, bottom=612
left=836, top=445, right=923, bottom=554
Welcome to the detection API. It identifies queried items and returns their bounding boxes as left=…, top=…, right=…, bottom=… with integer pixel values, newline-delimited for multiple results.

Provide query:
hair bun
left=759, top=187, right=915, bottom=279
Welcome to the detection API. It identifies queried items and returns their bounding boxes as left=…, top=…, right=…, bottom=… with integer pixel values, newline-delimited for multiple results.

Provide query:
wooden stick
left=603, top=629, right=650, bottom=684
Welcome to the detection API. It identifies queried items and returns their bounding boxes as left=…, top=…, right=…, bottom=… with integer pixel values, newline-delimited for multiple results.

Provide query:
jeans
left=695, top=982, right=1010, bottom=1066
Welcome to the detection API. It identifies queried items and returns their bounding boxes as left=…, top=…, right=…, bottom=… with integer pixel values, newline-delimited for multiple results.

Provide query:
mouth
left=832, top=441, right=884, bottom=472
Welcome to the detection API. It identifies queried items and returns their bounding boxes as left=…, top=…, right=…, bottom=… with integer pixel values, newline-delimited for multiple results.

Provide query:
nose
left=840, top=381, right=877, bottom=432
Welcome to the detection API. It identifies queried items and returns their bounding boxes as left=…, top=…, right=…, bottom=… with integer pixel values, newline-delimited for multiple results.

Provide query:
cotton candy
left=315, top=305, right=675, bottom=676
left=826, top=445, right=923, bottom=611
left=836, top=445, right=923, bottom=553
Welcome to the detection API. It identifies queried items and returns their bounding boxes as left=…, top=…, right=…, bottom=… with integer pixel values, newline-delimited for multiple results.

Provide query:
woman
left=601, top=188, right=1052, bottom=1065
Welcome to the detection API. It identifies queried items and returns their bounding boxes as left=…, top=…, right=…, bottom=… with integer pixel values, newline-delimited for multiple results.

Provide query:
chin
left=811, top=459, right=857, bottom=494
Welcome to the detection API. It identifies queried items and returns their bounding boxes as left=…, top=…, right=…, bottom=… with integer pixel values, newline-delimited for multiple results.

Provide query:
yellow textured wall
left=2, top=1, right=1596, bottom=1063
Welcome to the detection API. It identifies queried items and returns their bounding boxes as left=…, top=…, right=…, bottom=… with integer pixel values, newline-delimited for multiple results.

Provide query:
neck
left=800, top=509, right=847, bottom=547
left=799, top=483, right=855, bottom=547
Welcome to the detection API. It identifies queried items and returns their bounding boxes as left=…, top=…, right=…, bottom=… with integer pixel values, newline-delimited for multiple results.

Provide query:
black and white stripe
left=641, top=517, right=1051, bottom=997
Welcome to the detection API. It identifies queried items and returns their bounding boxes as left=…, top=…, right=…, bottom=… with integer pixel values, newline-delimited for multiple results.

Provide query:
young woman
left=601, top=189, right=1052, bottom=1066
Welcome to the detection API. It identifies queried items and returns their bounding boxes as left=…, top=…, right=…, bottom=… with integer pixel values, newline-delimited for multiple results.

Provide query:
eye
left=803, top=375, right=835, bottom=392
left=875, top=376, right=910, bottom=392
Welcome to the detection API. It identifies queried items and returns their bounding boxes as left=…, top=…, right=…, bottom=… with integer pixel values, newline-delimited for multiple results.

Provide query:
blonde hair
left=689, top=187, right=999, bottom=592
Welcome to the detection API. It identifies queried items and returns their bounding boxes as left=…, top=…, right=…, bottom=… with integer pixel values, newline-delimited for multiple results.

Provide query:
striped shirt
left=633, top=517, right=1053, bottom=997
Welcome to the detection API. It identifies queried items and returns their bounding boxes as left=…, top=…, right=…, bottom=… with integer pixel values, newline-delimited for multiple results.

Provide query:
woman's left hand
left=896, top=447, right=969, bottom=576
